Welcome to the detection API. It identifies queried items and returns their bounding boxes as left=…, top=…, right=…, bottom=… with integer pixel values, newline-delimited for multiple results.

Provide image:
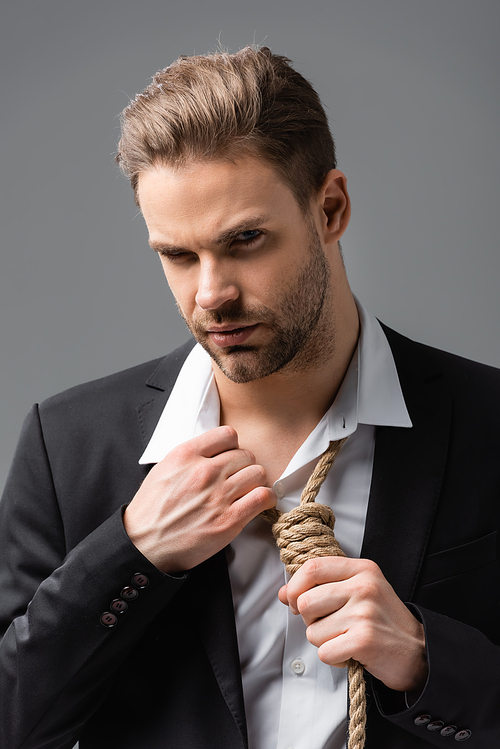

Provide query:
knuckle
left=166, top=443, right=187, bottom=463
left=357, top=598, right=378, bottom=623
left=354, top=623, right=375, bottom=656
left=194, top=460, right=211, bottom=481
left=297, top=590, right=312, bottom=614
left=191, top=461, right=217, bottom=491
left=254, top=485, right=274, bottom=505
left=216, top=507, right=234, bottom=531
left=361, top=558, right=381, bottom=576
left=251, top=486, right=265, bottom=503
left=317, top=644, right=336, bottom=665
left=253, top=463, right=267, bottom=483
left=242, top=448, right=256, bottom=463
left=302, top=557, right=321, bottom=576
left=305, top=624, right=317, bottom=645
left=357, top=577, right=380, bottom=602
left=220, top=425, right=237, bottom=441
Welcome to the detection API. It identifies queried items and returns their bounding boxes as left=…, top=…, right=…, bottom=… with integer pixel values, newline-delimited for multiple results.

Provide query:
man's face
left=138, top=155, right=339, bottom=384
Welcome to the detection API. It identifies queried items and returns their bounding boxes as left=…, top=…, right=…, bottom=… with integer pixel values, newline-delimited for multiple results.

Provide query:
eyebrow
left=149, top=214, right=272, bottom=254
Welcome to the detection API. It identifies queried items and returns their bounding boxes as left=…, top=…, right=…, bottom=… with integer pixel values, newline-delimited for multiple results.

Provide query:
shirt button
left=455, top=729, right=472, bottom=741
left=275, top=482, right=285, bottom=499
left=291, top=658, right=305, bottom=675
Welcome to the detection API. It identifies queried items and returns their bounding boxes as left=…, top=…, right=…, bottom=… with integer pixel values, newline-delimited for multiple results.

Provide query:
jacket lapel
left=136, top=339, right=196, bottom=448
left=361, top=326, right=453, bottom=602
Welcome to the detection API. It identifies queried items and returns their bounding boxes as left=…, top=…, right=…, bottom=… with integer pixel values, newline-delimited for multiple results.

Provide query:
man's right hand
left=123, top=426, right=276, bottom=573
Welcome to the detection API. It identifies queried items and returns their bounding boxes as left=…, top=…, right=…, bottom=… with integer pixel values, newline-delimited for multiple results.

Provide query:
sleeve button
left=100, top=612, right=118, bottom=628
left=455, top=729, right=472, bottom=742
left=110, top=598, right=128, bottom=614
left=414, top=715, right=431, bottom=726
left=132, top=573, right=149, bottom=589
left=121, top=585, right=139, bottom=601
left=427, top=720, right=444, bottom=732
left=440, top=726, right=457, bottom=737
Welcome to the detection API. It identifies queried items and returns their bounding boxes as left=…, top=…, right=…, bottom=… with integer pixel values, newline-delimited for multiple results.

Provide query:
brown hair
left=116, top=46, right=337, bottom=212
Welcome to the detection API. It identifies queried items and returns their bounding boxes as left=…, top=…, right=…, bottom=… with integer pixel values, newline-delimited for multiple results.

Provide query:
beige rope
left=262, top=438, right=367, bottom=749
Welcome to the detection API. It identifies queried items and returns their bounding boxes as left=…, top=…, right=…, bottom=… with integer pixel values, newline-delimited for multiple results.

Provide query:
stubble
left=179, top=226, right=336, bottom=384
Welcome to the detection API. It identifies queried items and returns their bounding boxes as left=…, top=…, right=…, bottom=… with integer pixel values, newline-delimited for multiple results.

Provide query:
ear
left=316, top=169, right=351, bottom=244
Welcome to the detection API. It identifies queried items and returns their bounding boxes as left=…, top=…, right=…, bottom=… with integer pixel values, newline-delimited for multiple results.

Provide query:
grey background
left=1, top=0, right=499, bottom=489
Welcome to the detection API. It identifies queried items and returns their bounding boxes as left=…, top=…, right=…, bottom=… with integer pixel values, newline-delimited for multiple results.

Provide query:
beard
left=178, top=226, right=334, bottom=384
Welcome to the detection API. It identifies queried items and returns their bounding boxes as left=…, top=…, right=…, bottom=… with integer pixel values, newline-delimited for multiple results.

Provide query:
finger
left=305, top=607, right=352, bottom=647
left=224, top=462, right=268, bottom=496
left=277, top=583, right=302, bottom=616
left=180, top=425, right=240, bottom=459
left=316, top=631, right=358, bottom=669
left=282, top=558, right=336, bottom=614
left=285, top=557, right=367, bottom=612
left=296, top=582, right=348, bottom=625
left=278, top=584, right=289, bottom=606
left=228, top=485, right=277, bottom=526
left=211, top=448, right=259, bottom=480
left=277, top=582, right=299, bottom=615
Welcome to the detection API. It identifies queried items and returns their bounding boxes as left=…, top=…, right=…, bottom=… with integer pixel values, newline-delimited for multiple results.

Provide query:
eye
left=159, top=249, right=194, bottom=264
left=237, top=229, right=261, bottom=240
left=234, top=229, right=263, bottom=247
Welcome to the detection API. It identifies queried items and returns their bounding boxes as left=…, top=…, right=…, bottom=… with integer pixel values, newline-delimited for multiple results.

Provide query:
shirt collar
left=139, top=296, right=411, bottom=465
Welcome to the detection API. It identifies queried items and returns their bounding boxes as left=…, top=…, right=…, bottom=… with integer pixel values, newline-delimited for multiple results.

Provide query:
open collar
left=139, top=297, right=411, bottom=466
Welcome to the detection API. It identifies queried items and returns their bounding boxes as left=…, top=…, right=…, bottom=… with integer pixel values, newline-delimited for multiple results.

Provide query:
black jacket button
left=100, top=612, right=118, bottom=628
left=110, top=598, right=128, bottom=614
left=440, top=725, right=457, bottom=737
left=427, top=720, right=444, bottom=731
left=121, top=585, right=139, bottom=601
left=414, top=715, right=431, bottom=726
left=455, top=729, right=472, bottom=741
left=132, top=573, right=149, bottom=588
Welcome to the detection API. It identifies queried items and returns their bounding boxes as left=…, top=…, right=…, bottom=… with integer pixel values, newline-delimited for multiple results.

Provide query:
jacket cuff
left=371, top=604, right=499, bottom=745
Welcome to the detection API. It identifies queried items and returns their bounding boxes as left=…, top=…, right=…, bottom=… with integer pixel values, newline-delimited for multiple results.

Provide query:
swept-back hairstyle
left=117, top=46, right=337, bottom=212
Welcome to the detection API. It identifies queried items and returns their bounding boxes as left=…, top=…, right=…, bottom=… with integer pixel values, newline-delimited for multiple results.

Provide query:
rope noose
left=261, top=438, right=367, bottom=749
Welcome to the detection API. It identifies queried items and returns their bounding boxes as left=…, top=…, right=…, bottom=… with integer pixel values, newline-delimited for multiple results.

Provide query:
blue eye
left=236, top=230, right=262, bottom=242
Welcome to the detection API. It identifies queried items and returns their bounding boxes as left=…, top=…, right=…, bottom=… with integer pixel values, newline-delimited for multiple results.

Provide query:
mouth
left=206, top=323, right=259, bottom=348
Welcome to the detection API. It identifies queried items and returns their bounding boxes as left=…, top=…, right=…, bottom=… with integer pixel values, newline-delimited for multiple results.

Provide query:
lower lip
left=208, top=324, right=259, bottom=348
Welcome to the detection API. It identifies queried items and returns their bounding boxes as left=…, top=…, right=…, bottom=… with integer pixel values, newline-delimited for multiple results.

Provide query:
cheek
left=161, top=266, right=195, bottom=311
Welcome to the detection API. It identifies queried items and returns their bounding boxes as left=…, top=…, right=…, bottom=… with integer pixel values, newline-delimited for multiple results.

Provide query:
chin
left=209, top=347, right=267, bottom=384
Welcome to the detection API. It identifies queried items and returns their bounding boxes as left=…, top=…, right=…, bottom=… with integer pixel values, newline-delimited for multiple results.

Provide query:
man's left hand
left=278, top=556, right=428, bottom=693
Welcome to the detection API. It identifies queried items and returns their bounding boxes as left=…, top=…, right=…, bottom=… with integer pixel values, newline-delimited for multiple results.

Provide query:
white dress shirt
left=140, top=298, right=412, bottom=749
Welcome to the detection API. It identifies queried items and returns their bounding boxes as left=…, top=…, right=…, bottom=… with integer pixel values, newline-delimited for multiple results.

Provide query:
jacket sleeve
left=371, top=603, right=500, bottom=746
left=0, top=405, right=187, bottom=749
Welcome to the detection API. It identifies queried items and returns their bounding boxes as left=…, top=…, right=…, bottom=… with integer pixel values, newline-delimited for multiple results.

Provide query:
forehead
left=137, top=155, right=303, bottom=246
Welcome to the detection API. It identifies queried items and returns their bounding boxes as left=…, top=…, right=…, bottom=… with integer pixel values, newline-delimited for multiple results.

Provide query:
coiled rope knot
left=271, top=503, right=345, bottom=576
left=261, top=437, right=366, bottom=749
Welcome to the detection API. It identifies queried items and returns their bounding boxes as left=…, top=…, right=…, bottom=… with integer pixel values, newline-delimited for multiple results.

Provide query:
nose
left=195, top=258, right=239, bottom=310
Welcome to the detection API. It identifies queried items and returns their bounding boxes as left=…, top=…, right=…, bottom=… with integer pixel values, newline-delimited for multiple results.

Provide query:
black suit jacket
left=0, top=326, right=499, bottom=749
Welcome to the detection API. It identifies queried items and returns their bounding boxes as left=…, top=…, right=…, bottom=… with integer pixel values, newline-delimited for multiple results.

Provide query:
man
left=0, top=47, right=499, bottom=749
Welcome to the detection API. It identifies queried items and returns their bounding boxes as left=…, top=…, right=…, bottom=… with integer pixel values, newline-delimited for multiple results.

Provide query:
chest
left=230, top=426, right=313, bottom=487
